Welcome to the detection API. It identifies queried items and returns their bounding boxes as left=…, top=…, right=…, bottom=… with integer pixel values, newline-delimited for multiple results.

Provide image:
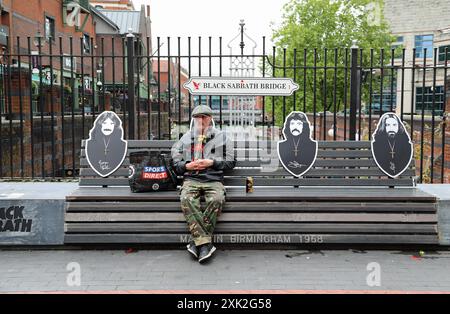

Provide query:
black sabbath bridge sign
left=183, top=77, right=300, bottom=96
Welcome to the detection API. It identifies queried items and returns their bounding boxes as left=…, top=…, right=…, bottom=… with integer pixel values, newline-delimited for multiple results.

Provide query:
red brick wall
left=98, top=35, right=126, bottom=84
left=1, top=0, right=97, bottom=102
left=1, top=1, right=99, bottom=116
left=3, top=0, right=96, bottom=55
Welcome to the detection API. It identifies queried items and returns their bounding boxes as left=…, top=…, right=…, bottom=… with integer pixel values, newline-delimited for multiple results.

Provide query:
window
left=370, top=93, right=397, bottom=113
left=438, top=45, right=450, bottom=62
left=415, top=86, right=444, bottom=114
left=83, top=34, right=91, bottom=54
left=193, top=96, right=208, bottom=106
left=415, top=35, right=433, bottom=58
left=392, top=36, right=404, bottom=58
left=368, top=72, right=397, bottom=113
left=211, top=96, right=229, bottom=110
left=44, top=16, right=55, bottom=42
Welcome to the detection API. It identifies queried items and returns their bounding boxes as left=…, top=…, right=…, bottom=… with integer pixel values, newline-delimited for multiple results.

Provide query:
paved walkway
left=1, top=249, right=450, bottom=293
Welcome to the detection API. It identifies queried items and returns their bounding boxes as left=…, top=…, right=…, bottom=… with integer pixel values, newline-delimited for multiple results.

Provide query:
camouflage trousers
left=180, top=179, right=226, bottom=246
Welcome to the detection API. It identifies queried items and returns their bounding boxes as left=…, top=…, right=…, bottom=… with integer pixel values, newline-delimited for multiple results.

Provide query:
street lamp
left=32, top=25, right=45, bottom=75
left=95, top=63, right=104, bottom=112
left=96, top=63, right=103, bottom=90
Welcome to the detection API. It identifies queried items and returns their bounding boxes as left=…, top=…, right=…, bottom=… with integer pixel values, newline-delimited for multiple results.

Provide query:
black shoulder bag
left=128, top=151, right=178, bottom=193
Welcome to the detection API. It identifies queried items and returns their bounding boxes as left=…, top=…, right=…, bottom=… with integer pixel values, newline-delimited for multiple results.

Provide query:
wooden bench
left=64, top=140, right=439, bottom=245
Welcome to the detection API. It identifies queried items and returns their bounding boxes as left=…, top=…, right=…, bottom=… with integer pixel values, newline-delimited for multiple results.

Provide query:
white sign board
left=183, top=77, right=299, bottom=96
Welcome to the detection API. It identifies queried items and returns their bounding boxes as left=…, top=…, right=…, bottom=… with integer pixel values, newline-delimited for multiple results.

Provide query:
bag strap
left=160, top=154, right=178, bottom=186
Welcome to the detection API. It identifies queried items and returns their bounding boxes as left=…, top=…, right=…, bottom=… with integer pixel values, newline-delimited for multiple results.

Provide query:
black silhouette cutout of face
left=101, top=118, right=115, bottom=136
left=278, top=111, right=318, bottom=178
left=282, top=112, right=310, bottom=140
left=290, top=119, right=303, bottom=136
left=385, top=117, right=399, bottom=138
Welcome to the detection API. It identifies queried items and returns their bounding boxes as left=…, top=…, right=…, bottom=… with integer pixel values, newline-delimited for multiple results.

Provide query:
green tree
left=266, top=0, right=397, bottom=126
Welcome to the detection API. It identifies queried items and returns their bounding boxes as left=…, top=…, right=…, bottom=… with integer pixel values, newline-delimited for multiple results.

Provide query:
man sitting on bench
left=171, top=105, right=236, bottom=263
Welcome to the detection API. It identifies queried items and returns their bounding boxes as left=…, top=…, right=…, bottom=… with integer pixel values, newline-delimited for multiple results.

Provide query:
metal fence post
left=349, top=40, right=359, bottom=140
left=126, top=29, right=136, bottom=139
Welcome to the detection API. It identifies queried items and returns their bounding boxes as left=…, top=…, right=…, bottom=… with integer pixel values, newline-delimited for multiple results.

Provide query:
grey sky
left=132, top=0, right=287, bottom=48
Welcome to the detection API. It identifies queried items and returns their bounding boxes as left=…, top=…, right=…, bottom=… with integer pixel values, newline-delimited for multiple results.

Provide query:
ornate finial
left=126, top=28, right=134, bottom=38
left=240, top=20, right=245, bottom=51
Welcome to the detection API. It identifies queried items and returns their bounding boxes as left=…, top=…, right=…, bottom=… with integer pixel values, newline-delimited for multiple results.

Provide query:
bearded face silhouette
left=385, top=117, right=399, bottom=138
left=290, top=119, right=304, bottom=136
left=277, top=112, right=318, bottom=177
left=85, top=111, right=128, bottom=177
left=371, top=112, right=413, bottom=178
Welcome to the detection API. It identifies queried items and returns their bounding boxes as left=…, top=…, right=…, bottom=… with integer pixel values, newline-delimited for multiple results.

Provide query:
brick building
left=0, top=0, right=156, bottom=116
left=0, top=0, right=99, bottom=117
left=92, top=5, right=153, bottom=115
left=152, top=59, right=191, bottom=125
left=90, top=0, right=134, bottom=11
left=0, top=0, right=164, bottom=178
left=384, top=0, right=450, bottom=116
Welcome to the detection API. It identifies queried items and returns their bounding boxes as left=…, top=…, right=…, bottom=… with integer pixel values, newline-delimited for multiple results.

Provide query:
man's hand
left=185, top=159, right=214, bottom=171
left=196, top=159, right=214, bottom=170
left=185, top=161, right=198, bottom=171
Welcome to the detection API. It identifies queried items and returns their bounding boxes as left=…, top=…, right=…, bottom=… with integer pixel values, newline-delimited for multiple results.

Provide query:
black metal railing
left=0, top=35, right=448, bottom=183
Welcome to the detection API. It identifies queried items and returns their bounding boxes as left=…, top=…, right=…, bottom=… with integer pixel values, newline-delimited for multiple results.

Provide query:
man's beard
left=291, top=129, right=302, bottom=136
left=387, top=131, right=396, bottom=138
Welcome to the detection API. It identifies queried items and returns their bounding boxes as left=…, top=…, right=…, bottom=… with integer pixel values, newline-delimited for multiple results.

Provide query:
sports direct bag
left=128, top=151, right=178, bottom=192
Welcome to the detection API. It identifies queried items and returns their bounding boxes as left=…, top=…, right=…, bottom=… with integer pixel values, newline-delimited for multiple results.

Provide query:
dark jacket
left=171, top=128, right=236, bottom=183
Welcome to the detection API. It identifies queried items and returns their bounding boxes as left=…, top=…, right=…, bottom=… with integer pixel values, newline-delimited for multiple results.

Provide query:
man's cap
left=192, top=105, right=213, bottom=117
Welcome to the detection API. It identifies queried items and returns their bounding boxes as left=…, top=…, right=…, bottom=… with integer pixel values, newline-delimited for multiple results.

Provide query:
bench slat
left=65, top=222, right=437, bottom=234
left=66, top=186, right=436, bottom=202
left=79, top=167, right=416, bottom=178
left=64, top=233, right=439, bottom=244
left=79, top=157, right=415, bottom=169
left=77, top=177, right=414, bottom=187
left=223, top=178, right=414, bottom=186
left=65, top=201, right=437, bottom=213
left=223, top=168, right=416, bottom=177
left=65, top=212, right=437, bottom=223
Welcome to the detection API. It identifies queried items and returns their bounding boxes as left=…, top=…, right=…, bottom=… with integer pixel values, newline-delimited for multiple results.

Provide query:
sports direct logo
left=142, top=166, right=168, bottom=179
